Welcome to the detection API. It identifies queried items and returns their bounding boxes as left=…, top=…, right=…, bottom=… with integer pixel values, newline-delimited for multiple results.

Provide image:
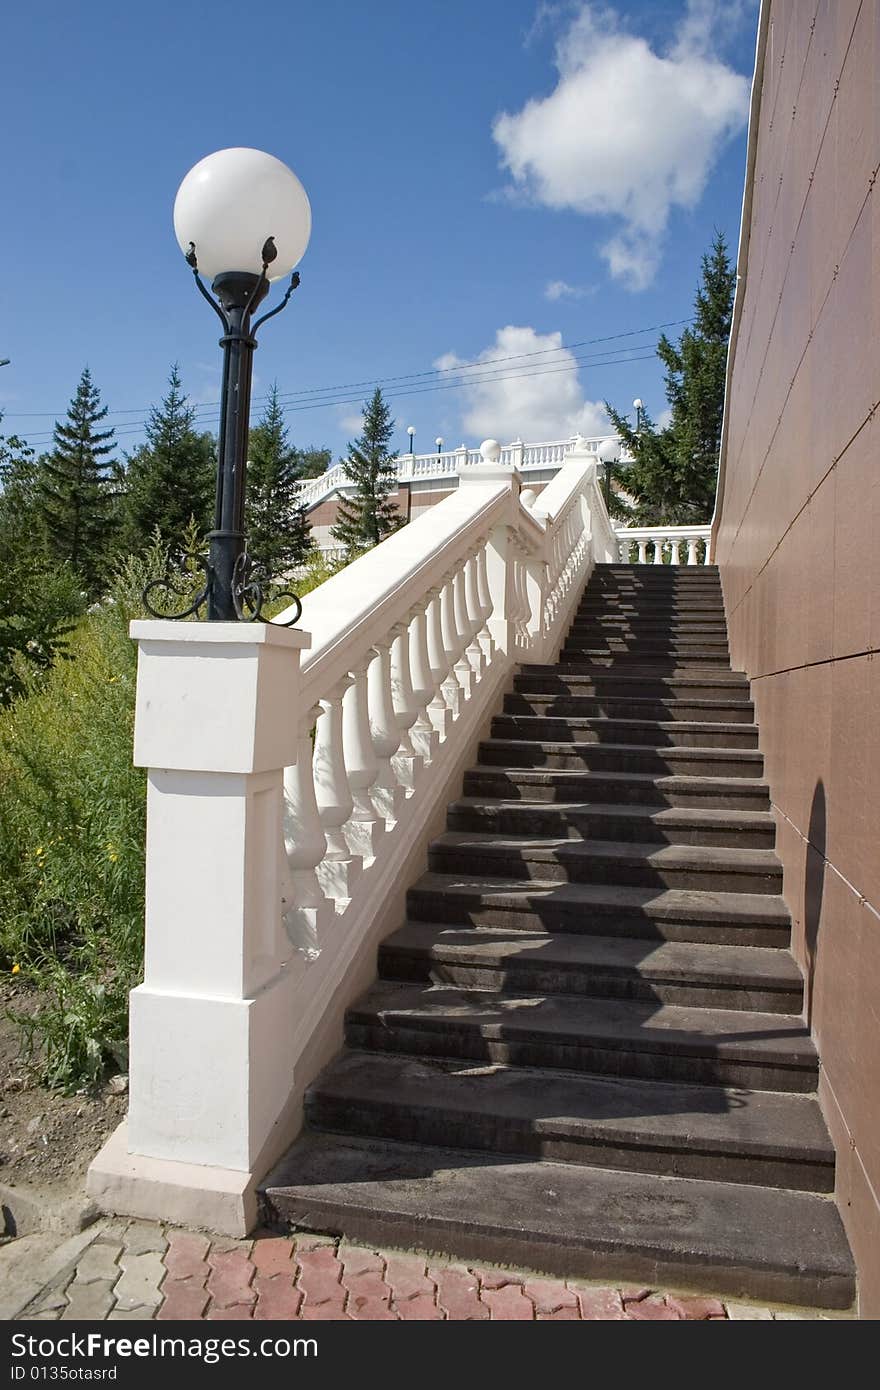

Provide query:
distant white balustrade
left=296, top=434, right=610, bottom=512
left=614, top=524, right=712, bottom=565
left=89, top=441, right=620, bottom=1234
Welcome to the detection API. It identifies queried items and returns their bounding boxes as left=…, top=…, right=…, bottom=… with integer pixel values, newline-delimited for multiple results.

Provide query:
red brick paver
left=19, top=1219, right=804, bottom=1321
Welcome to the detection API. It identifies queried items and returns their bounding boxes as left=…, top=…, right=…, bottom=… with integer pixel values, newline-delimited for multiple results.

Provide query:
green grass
left=0, top=540, right=336, bottom=1091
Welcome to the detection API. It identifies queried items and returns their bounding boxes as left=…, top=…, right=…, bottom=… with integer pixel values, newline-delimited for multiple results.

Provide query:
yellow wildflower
left=11, top=964, right=20, bottom=974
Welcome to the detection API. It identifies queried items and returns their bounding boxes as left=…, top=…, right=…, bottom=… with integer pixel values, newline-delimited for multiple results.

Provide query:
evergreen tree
left=296, top=446, right=331, bottom=479
left=331, top=388, right=404, bottom=555
left=1, top=421, right=85, bottom=702
left=245, top=383, right=313, bottom=577
left=606, top=231, right=736, bottom=524
left=39, top=368, right=118, bottom=596
left=123, top=364, right=215, bottom=554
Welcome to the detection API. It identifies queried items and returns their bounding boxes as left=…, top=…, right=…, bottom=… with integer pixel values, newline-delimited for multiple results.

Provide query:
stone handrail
left=296, top=435, right=609, bottom=510
left=94, top=440, right=618, bottom=1233
left=614, top=523, right=712, bottom=565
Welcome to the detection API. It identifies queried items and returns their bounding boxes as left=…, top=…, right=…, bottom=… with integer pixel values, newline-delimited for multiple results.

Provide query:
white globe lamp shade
left=598, top=437, right=620, bottom=464
left=633, top=397, right=643, bottom=410
left=435, top=437, right=444, bottom=447
left=480, top=438, right=502, bottom=463
left=173, top=147, right=311, bottom=282
left=407, top=425, right=415, bottom=435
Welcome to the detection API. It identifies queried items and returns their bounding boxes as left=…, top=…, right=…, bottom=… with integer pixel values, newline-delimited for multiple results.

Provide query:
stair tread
left=523, top=664, right=748, bottom=682
left=451, top=797, right=773, bottom=829
left=469, top=765, right=769, bottom=791
left=262, top=1133, right=854, bottom=1307
left=496, top=715, right=757, bottom=735
left=349, top=980, right=816, bottom=1065
left=434, top=831, right=781, bottom=872
left=412, top=872, right=792, bottom=924
left=384, top=923, right=802, bottom=988
left=482, top=737, right=763, bottom=759
left=309, top=1051, right=833, bottom=1163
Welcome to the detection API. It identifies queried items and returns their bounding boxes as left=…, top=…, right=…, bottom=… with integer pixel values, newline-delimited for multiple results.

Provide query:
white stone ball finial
left=480, top=438, right=502, bottom=463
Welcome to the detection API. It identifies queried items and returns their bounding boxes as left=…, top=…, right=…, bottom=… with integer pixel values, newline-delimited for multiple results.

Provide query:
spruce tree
left=606, top=231, right=736, bottom=524
left=245, top=383, right=313, bottom=577
left=296, top=446, right=331, bottom=479
left=39, top=367, right=118, bottom=596
left=123, top=364, right=215, bottom=554
left=331, top=388, right=403, bottom=555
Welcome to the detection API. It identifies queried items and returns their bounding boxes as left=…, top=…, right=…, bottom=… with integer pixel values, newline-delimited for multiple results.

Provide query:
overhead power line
left=3, top=318, right=688, bottom=426
left=17, top=346, right=660, bottom=446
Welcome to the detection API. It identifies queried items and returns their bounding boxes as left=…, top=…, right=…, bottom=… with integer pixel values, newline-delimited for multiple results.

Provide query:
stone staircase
left=262, top=564, right=855, bottom=1310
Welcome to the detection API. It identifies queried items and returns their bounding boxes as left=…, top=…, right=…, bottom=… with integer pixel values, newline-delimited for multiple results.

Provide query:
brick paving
left=14, top=1218, right=824, bottom=1321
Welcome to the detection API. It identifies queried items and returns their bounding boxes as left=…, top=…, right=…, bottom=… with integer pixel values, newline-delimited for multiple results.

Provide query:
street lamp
left=144, top=147, right=311, bottom=624
left=597, top=437, right=620, bottom=511
left=633, top=397, right=644, bottom=433
left=435, top=436, right=444, bottom=460
left=407, top=425, right=416, bottom=456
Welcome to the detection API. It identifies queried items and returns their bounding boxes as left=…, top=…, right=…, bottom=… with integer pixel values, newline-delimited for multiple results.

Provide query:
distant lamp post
left=435, top=436, right=444, bottom=460
left=597, top=437, right=620, bottom=511
left=633, top=397, right=644, bottom=433
left=407, top=425, right=416, bottom=456
left=144, top=147, right=311, bottom=624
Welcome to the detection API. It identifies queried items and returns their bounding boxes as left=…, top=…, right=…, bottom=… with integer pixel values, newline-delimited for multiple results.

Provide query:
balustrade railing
left=295, top=434, right=611, bottom=511
left=614, top=524, right=712, bottom=565
left=98, top=440, right=618, bottom=1230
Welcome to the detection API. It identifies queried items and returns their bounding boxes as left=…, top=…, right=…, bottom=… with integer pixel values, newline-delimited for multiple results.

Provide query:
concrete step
left=305, top=1051, right=835, bottom=1191
left=446, top=797, right=777, bottom=849
left=557, top=656, right=737, bottom=674
left=407, top=873, right=791, bottom=947
left=344, top=980, right=818, bottom=1091
left=515, top=667, right=750, bottom=699
left=569, top=621, right=730, bottom=638
left=504, top=692, right=756, bottom=723
left=379, top=922, right=802, bottom=1012
left=261, top=1133, right=854, bottom=1308
left=478, top=738, right=764, bottom=778
left=428, top=833, right=783, bottom=895
left=490, top=714, right=759, bottom=748
left=561, top=646, right=731, bottom=664
left=463, top=765, right=772, bottom=811
left=577, top=601, right=728, bottom=617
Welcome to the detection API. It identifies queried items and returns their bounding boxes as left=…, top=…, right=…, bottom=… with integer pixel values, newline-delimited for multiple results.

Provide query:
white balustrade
left=614, top=524, right=712, bottom=565
left=94, top=438, right=619, bottom=1234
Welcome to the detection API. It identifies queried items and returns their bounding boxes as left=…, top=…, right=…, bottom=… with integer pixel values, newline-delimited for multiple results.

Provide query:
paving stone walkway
left=7, top=1218, right=828, bottom=1321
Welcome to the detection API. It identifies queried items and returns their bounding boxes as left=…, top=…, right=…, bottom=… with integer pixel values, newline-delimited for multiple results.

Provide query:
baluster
left=426, top=585, right=455, bottom=736
left=390, top=617, right=424, bottom=790
left=282, top=705, right=333, bottom=956
left=475, top=541, right=495, bottom=663
left=440, top=571, right=465, bottom=716
left=670, top=537, right=682, bottom=565
left=368, top=639, right=407, bottom=821
left=407, top=601, right=440, bottom=760
left=313, top=678, right=362, bottom=902
left=342, top=659, right=385, bottom=861
left=701, top=539, right=710, bottom=565
left=452, top=561, right=476, bottom=697
left=686, top=537, right=699, bottom=566
left=653, top=538, right=666, bottom=565
left=463, top=549, right=486, bottom=679
left=637, top=538, right=649, bottom=565
left=513, top=542, right=528, bottom=647
left=618, top=537, right=630, bottom=564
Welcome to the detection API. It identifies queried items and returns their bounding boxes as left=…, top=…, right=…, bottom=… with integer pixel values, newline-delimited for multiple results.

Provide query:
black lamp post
left=143, top=147, right=311, bottom=626
left=597, top=437, right=620, bottom=512
left=633, top=397, right=644, bottom=433
left=435, top=436, right=443, bottom=460
left=407, top=425, right=415, bottom=457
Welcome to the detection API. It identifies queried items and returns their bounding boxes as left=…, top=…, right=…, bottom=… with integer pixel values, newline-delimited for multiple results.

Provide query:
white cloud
left=544, top=278, right=595, bottom=301
left=493, top=1, right=750, bottom=288
left=338, top=411, right=365, bottom=434
left=437, top=325, right=609, bottom=441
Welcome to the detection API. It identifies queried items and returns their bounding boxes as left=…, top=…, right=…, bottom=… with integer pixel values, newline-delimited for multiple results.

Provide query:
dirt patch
left=0, top=978, right=126, bottom=1201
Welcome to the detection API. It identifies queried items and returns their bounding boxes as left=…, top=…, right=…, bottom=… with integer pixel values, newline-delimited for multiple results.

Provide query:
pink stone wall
left=714, top=0, right=880, bottom=1316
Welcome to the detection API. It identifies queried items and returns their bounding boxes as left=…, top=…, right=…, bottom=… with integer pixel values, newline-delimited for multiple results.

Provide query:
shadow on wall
left=804, top=780, right=826, bottom=1027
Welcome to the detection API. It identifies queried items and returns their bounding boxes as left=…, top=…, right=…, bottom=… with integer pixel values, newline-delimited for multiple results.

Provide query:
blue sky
left=0, top=0, right=758, bottom=461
